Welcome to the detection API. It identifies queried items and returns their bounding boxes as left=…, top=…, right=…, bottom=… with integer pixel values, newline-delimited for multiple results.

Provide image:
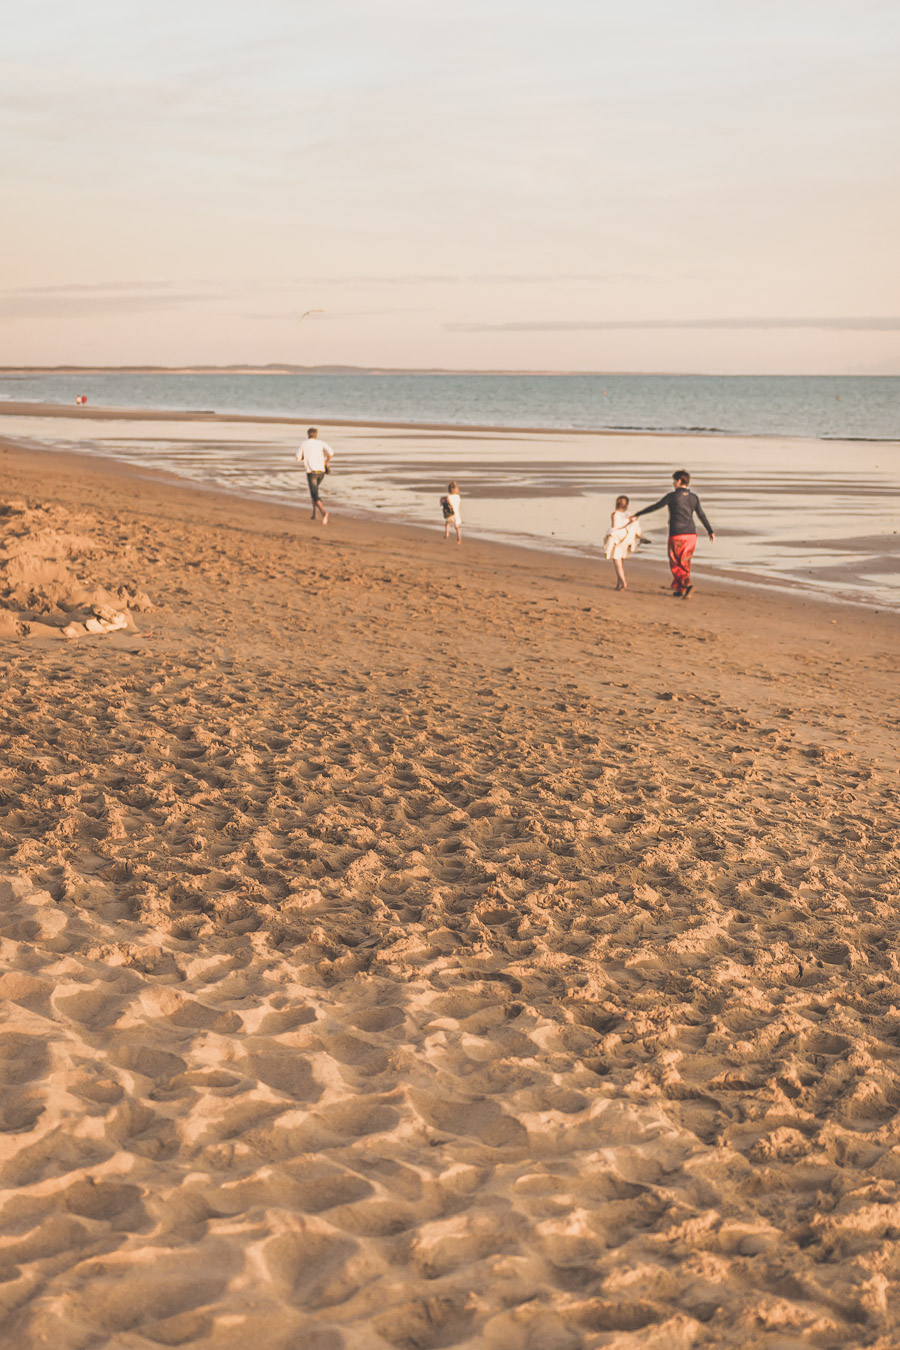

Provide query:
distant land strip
left=1, top=365, right=897, bottom=377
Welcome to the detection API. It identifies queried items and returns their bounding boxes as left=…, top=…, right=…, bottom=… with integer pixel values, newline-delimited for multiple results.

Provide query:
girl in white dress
left=604, top=495, right=642, bottom=590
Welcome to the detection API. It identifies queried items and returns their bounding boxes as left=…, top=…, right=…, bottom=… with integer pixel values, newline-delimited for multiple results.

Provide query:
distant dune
left=1, top=364, right=644, bottom=376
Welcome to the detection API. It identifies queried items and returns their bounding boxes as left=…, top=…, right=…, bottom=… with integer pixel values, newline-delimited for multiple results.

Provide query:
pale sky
left=3, top=0, right=899, bottom=372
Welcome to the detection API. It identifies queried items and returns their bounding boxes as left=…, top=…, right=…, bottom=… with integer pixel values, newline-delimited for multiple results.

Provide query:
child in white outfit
left=604, top=495, right=642, bottom=590
left=440, top=480, right=462, bottom=545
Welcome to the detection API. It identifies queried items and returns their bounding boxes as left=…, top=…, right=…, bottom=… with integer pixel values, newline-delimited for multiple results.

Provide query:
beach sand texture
left=1, top=442, right=899, bottom=1349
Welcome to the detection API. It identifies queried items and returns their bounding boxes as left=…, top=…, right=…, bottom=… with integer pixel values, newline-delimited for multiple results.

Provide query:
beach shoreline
left=0, top=396, right=886, bottom=441
left=0, top=430, right=881, bottom=617
left=2, top=401, right=898, bottom=613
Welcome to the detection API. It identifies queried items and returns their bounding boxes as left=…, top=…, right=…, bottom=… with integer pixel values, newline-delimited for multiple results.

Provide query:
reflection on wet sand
left=0, top=409, right=897, bottom=606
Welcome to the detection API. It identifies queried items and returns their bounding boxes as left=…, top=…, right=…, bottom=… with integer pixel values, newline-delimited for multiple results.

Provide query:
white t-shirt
left=446, top=493, right=461, bottom=523
left=297, top=438, right=332, bottom=474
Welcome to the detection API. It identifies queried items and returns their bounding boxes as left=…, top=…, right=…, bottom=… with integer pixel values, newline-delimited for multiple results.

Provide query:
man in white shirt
left=296, top=427, right=334, bottom=525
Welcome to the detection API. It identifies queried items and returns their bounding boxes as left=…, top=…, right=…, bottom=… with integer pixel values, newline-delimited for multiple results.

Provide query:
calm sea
left=1, top=371, right=898, bottom=607
left=0, top=370, right=897, bottom=440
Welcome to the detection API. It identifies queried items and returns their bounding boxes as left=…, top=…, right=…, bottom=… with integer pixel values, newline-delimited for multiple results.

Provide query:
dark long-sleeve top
left=634, top=488, right=713, bottom=538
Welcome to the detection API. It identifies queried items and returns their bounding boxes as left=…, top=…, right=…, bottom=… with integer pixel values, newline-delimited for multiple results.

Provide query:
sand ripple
left=1, top=455, right=899, bottom=1347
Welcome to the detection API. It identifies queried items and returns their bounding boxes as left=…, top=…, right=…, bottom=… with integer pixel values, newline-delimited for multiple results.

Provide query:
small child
left=440, top=480, right=462, bottom=544
left=603, top=494, right=642, bottom=590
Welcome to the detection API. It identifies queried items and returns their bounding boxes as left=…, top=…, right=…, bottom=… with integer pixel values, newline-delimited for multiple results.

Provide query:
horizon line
left=1, top=364, right=897, bottom=378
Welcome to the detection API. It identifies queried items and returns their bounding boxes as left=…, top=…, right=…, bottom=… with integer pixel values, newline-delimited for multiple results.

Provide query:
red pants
left=668, top=533, right=696, bottom=592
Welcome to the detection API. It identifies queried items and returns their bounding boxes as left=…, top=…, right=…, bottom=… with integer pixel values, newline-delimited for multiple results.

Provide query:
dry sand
left=0, top=439, right=899, bottom=1350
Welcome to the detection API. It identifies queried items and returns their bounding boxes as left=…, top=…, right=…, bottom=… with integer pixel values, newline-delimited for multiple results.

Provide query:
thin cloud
left=273, top=274, right=635, bottom=288
left=11, top=281, right=180, bottom=296
left=447, top=317, right=900, bottom=333
left=240, top=307, right=424, bottom=320
left=0, top=291, right=219, bottom=319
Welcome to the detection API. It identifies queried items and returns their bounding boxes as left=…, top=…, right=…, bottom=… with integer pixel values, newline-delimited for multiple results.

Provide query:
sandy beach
left=1, top=435, right=899, bottom=1349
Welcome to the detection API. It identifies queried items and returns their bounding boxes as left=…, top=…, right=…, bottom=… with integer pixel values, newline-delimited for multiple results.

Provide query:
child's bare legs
left=613, top=558, right=627, bottom=590
left=454, top=523, right=461, bottom=545
left=444, top=521, right=461, bottom=544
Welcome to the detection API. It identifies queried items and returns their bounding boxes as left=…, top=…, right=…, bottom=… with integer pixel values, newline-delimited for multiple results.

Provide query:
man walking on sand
left=297, top=427, right=334, bottom=525
left=630, top=470, right=715, bottom=598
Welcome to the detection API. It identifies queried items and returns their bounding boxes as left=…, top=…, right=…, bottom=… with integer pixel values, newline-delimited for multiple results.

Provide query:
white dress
left=604, top=509, right=642, bottom=560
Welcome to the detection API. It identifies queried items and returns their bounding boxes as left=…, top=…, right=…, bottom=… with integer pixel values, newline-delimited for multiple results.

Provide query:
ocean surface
left=1, top=371, right=898, bottom=607
left=0, top=370, right=898, bottom=440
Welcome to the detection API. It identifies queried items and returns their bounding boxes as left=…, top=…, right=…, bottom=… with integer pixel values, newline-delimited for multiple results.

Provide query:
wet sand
left=0, top=398, right=645, bottom=434
left=2, top=401, right=898, bottom=610
left=1, top=439, right=899, bottom=1349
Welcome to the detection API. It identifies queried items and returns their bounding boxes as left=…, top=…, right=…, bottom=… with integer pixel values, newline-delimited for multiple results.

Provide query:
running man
left=296, top=427, right=334, bottom=525
left=630, top=470, right=715, bottom=597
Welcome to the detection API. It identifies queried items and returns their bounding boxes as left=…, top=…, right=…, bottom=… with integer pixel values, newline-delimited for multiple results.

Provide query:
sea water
left=0, top=370, right=897, bottom=441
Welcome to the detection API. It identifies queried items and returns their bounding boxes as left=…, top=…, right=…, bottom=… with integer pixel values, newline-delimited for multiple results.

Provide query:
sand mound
left=0, top=498, right=151, bottom=639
